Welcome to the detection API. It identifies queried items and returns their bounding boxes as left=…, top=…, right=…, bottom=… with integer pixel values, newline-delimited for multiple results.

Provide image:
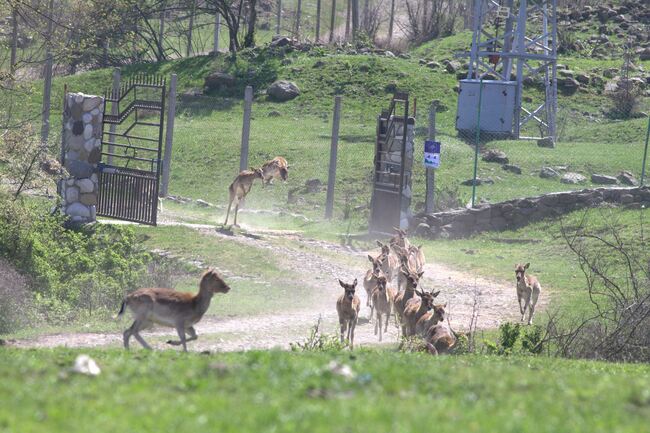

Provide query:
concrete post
left=240, top=86, right=253, bottom=172
left=426, top=102, right=437, bottom=213
left=160, top=74, right=177, bottom=197
left=325, top=96, right=342, bottom=219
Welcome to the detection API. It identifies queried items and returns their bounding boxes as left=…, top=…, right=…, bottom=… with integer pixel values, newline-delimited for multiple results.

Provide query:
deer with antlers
left=223, top=167, right=264, bottom=226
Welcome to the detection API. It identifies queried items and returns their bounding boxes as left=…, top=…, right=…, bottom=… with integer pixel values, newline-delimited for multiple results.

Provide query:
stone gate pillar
left=60, top=93, right=104, bottom=224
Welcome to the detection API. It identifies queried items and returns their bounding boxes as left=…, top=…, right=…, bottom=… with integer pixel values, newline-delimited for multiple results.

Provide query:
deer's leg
left=517, top=288, right=525, bottom=318
left=522, top=290, right=531, bottom=323
left=167, top=326, right=198, bottom=345
left=233, top=202, right=240, bottom=227
left=384, top=307, right=390, bottom=333
left=349, top=319, right=356, bottom=350
left=174, top=323, right=188, bottom=352
left=224, top=199, right=233, bottom=226
left=131, top=320, right=152, bottom=350
left=377, top=312, right=383, bottom=342
left=340, top=321, right=346, bottom=344
left=369, top=300, right=375, bottom=322
left=528, top=286, right=540, bottom=325
left=123, top=321, right=135, bottom=349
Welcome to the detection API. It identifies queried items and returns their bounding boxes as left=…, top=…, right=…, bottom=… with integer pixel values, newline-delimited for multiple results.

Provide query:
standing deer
left=376, top=240, right=399, bottom=282
left=364, top=254, right=384, bottom=320
left=260, top=156, right=289, bottom=186
left=224, top=167, right=264, bottom=226
left=515, top=263, right=542, bottom=325
left=389, top=227, right=411, bottom=250
left=336, top=278, right=361, bottom=349
left=116, top=269, right=231, bottom=351
left=393, top=244, right=425, bottom=291
left=394, top=264, right=424, bottom=335
left=403, top=288, right=440, bottom=337
left=371, top=275, right=396, bottom=342
left=415, top=303, right=446, bottom=336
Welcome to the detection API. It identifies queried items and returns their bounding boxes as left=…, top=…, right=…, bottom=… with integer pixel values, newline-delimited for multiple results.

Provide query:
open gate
left=97, top=74, right=166, bottom=225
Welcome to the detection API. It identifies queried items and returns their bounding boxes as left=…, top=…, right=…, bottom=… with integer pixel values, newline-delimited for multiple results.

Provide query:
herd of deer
left=337, top=228, right=542, bottom=355
left=116, top=156, right=542, bottom=353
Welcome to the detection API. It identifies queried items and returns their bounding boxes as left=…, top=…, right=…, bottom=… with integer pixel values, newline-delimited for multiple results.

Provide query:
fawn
left=403, top=289, right=440, bottom=337
left=260, top=156, right=289, bottom=186
left=515, top=263, right=542, bottom=325
left=116, top=269, right=231, bottom=351
left=224, top=167, right=264, bottom=226
left=371, top=275, right=396, bottom=342
left=336, top=278, right=361, bottom=349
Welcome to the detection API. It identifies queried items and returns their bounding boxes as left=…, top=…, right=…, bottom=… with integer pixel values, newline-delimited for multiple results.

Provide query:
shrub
left=291, top=317, right=347, bottom=352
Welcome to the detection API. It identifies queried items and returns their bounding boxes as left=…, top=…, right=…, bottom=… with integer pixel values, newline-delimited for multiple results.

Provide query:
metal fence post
left=107, top=67, right=121, bottom=166
left=240, top=86, right=253, bottom=172
left=471, top=79, right=484, bottom=208
left=425, top=101, right=437, bottom=213
left=214, top=12, right=221, bottom=53
left=160, top=74, right=177, bottom=197
left=276, top=0, right=282, bottom=35
left=325, top=96, right=342, bottom=219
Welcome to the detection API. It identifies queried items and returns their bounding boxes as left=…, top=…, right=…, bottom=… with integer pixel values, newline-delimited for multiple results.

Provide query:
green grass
left=1, top=348, right=650, bottom=433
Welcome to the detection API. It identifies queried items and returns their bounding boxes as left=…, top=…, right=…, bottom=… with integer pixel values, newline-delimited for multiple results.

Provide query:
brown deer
left=260, top=156, right=289, bottom=186
left=389, top=227, right=411, bottom=250
left=364, top=254, right=384, bottom=319
left=415, top=303, right=446, bottom=336
left=371, top=275, right=396, bottom=342
left=336, top=278, right=361, bottom=349
left=403, top=288, right=440, bottom=337
left=376, top=240, right=399, bottom=282
left=116, top=269, right=231, bottom=351
left=425, top=316, right=460, bottom=356
left=224, top=167, right=264, bottom=226
left=392, top=244, right=425, bottom=291
left=515, top=263, right=542, bottom=325
left=394, top=264, right=424, bottom=336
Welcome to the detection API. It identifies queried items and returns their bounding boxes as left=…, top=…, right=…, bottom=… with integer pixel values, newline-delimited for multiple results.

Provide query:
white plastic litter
left=72, top=354, right=101, bottom=376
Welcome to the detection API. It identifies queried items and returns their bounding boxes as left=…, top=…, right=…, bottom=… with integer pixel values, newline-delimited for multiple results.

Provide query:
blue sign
left=424, top=140, right=441, bottom=169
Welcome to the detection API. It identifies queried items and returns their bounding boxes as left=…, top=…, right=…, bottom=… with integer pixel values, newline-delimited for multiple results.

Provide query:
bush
left=291, top=317, right=347, bottom=352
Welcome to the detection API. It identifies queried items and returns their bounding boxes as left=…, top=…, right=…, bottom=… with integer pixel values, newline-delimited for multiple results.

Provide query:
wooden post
left=295, top=0, right=302, bottom=39
left=41, top=0, right=55, bottom=145
left=351, top=0, right=359, bottom=41
left=240, top=86, right=253, bottom=172
left=316, top=0, right=322, bottom=42
left=186, top=0, right=196, bottom=57
left=214, top=12, right=221, bottom=53
left=325, top=96, right=342, bottom=219
left=160, top=74, right=177, bottom=197
left=107, top=68, right=121, bottom=166
left=276, top=0, right=282, bottom=35
left=345, top=0, right=351, bottom=40
left=425, top=102, right=437, bottom=214
left=329, top=0, right=337, bottom=43
left=388, top=0, right=395, bottom=44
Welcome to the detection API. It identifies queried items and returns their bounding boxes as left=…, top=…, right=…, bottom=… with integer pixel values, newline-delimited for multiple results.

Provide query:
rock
left=183, top=88, right=203, bottom=97
left=482, top=149, right=509, bottom=164
left=502, top=164, right=522, bottom=175
left=617, top=171, right=638, bottom=186
left=445, top=60, right=461, bottom=73
left=558, top=77, right=580, bottom=94
left=82, top=113, right=92, bottom=124
left=270, top=36, right=292, bottom=47
left=461, top=177, right=493, bottom=186
left=640, top=48, right=650, bottom=62
left=204, top=72, right=236, bottom=92
left=72, top=120, right=84, bottom=136
left=561, top=172, right=586, bottom=184
left=305, top=178, right=323, bottom=193
left=267, top=80, right=300, bottom=102
left=76, top=178, right=94, bottom=193
left=268, top=110, right=282, bottom=117
left=65, top=186, right=79, bottom=203
left=195, top=199, right=213, bottom=207
left=83, top=124, right=93, bottom=139
left=80, top=193, right=97, bottom=206
left=83, top=139, right=94, bottom=153
left=40, top=158, right=62, bottom=175
left=312, top=60, right=326, bottom=68
left=415, top=223, right=430, bottom=236
left=66, top=202, right=90, bottom=218
left=590, top=174, right=617, bottom=184
left=88, top=148, right=101, bottom=164
left=426, top=61, right=441, bottom=69
left=620, top=194, right=634, bottom=204
left=604, top=79, right=619, bottom=93
left=384, top=51, right=395, bottom=58
left=537, top=136, right=555, bottom=148
left=558, top=69, right=576, bottom=78
left=540, top=167, right=560, bottom=179
left=65, top=159, right=94, bottom=178
left=575, top=73, right=590, bottom=84
left=82, top=97, right=102, bottom=112
left=603, top=68, right=618, bottom=78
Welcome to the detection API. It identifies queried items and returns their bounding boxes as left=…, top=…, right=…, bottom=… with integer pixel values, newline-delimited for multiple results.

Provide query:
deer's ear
left=352, top=278, right=358, bottom=287
left=415, top=290, right=424, bottom=297
left=443, top=302, right=447, bottom=308
left=418, top=271, right=424, bottom=279
left=376, top=240, right=384, bottom=247
left=368, top=254, right=374, bottom=262
left=524, top=263, right=530, bottom=270
left=432, top=290, right=440, bottom=298
left=338, top=279, right=346, bottom=288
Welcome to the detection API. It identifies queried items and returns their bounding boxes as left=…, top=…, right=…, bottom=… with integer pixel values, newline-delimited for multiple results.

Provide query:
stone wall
left=413, top=186, right=650, bottom=239
left=60, top=93, right=104, bottom=223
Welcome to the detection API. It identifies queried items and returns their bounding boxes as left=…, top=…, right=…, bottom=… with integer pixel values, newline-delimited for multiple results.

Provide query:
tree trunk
left=41, top=0, right=55, bottom=145
left=10, top=6, right=18, bottom=74
left=316, top=0, right=321, bottom=42
left=329, top=0, right=336, bottom=43
left=387, top=0, right=395, bottom=43
left=158, top=2, right=166, bottom=60
left=295, top=0, right=302, bottom=39
left=351, top=0, right=359, bottom=41
left=363, top=0, right=369, bottom=32
left=244, top=0, right=257, bottom=47
left=345, top=0, right=351, bottom=40
left=186, top=0, right=196, bottom=57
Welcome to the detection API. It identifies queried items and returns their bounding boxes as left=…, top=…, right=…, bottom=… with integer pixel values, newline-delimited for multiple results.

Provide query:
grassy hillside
left=1, top=348, right=649, bottom=433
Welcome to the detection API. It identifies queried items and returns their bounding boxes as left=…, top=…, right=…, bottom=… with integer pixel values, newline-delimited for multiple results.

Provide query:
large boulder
left=561, top=172, right=586, bottom=184
left=617, top=170, right=638, bottom=186
left=204, top=72, right=236, bottom=92
left=591, top=173, right=617, bottom=184
left=482, top=149, right=509, bottom=164
left=540, top=167, right=560, bottom=179
left=267, top=80, right=300, bottom=102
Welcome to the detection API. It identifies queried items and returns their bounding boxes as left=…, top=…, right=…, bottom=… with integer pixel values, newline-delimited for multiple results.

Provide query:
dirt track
left=10, top=218, right=547, bottom=352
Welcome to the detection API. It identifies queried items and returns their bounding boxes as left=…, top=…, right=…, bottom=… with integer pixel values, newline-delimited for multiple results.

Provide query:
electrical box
left=456, top=79, right=516, bottom=136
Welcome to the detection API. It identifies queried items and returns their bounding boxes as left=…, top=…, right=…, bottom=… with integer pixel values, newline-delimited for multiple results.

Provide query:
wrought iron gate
left=97, top=74, right=166, bottom=225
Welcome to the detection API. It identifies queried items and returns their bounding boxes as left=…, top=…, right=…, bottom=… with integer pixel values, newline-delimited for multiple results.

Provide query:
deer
left=403, top=288, right=440, bottom=337
left=336, top=278, right=361, bottom=349
left=116, top=269, right=231, bottom=352
left=371, top=275, right=396, bottom=342
left=415, top=303, right=446, bottom=336
left=393, top=264, right=425, bottom=336
left=425, top=315, right=461, bottom=356
left=223, top=167, right=264, bottom=226
left=389, top=227, right=411, bottom=251
left=515, top=263, right=542, bottom=325
left=364, top=254, right=385, bottom=320
left=392, top=244, right=425, bottom=291
left=375, top=240, right=399, bottom=282
left=260, top=156, right=289, bottom=186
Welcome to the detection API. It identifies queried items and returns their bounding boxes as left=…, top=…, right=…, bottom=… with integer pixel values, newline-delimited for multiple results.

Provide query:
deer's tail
left=113, top=299, right=127, bottom=320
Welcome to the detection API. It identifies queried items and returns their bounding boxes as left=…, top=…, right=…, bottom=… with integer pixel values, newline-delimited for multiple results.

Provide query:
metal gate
left=97, top=74, right=166, bottom=225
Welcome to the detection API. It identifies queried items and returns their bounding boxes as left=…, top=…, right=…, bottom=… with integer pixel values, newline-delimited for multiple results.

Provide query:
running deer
left=116, top=269, right=231, bottom=351
left=403, top=288, right=440, bottom=337
left=415, top=303, right=446, bottom=336
left=394, top=264, right=424, bottom=336
left=425, top=316, right=460, bottom=356
left=224, top=167, right=264, bottom=226
left=393, top=244, right=425, bottom=291
left=376, top=240, right=399, bottom=282
left=364, top=254, right=384, bottom=319
left=389, top=227, right=411, bottom=250
left=371, top=275, right=396, bottom=342
left=336, top=278, right=361, bottom=349
left=515, top=263, right=542, bottom=325
left=260, top=156, right=289, bottom=186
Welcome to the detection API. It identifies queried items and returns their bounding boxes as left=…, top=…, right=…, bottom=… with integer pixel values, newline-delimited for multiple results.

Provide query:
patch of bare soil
left=10, top=221, right=547, bottom=352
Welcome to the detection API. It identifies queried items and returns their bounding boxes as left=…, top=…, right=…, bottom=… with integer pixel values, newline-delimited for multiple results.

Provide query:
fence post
left=107, top=67, right=121, bottom=166
left=240, top=86, right=253, bottom=172
left=40, top=0, right=55, bottom=145
left=160, top=74, right=177, bottom=197
left=471, top=79, right=484, bottom=208
left=316, top=0, right=322, bottom=42
left=276, top=0, right=282, bottom=35
left=325, top=96, right=342, bottom=219
left=642, top=115, right=650, bottom=186
left=213, top=12, right=221, bottom=53
left=425, top=102, right=437, bottom=214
